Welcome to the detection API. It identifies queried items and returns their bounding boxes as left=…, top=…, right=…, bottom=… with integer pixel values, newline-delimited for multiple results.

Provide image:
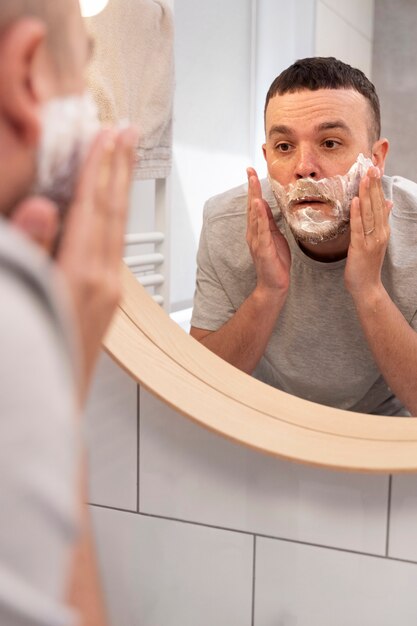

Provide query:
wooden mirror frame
left=103, top=264, right=417, bottom=473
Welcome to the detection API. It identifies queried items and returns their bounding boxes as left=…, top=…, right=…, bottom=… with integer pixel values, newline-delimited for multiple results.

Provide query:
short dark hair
left=264, top=57, right=380, bottom=142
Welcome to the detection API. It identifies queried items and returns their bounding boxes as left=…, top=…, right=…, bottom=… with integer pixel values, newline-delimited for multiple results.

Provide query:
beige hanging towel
left=85, top=0, right=174, bottom=179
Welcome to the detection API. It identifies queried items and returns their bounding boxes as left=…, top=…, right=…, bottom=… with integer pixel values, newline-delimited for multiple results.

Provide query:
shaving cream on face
left=268, top=153, right=375, bottom=244
left=33, top=91, right=101, bottom=214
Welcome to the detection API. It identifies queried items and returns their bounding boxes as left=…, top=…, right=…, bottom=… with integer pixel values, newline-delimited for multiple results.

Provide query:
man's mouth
left=289, top=197, right=330, bottom=211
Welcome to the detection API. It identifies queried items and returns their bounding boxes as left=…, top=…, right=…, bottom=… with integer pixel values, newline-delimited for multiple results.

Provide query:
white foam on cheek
left=36, top=91, right=100, bottom=187
left=34, top=91, right=101, bottom=210
left=268, top=153, right=374, bottom=228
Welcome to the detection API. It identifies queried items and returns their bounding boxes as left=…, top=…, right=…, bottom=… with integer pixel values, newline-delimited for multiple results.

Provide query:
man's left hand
left=344, top=166, right=393, bottom=299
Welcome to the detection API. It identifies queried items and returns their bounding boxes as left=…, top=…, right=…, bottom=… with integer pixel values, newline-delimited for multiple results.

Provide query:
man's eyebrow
left=268, top=124, right=294, bottom=139
left=268, top=120, right=353, bottom=139
left=316, top=120, right=352, bottom=134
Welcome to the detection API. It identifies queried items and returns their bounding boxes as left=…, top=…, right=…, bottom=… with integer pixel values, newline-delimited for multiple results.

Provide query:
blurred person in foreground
left=0, top=0, right=137, bottom=624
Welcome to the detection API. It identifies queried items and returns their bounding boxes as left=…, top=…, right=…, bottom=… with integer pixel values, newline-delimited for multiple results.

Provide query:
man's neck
left=297, top=228, right=351, bottom=263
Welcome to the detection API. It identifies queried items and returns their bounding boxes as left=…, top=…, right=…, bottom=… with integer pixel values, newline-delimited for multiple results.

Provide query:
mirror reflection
left=177, top=0, right=417, bottom=418
left=90, top=0, right=417, bottom=418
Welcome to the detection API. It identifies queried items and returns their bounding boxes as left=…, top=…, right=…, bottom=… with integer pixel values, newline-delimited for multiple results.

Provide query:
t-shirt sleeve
left=190, top=205, right=236, bottom=331
left=0, top=269, right=79, bottom=626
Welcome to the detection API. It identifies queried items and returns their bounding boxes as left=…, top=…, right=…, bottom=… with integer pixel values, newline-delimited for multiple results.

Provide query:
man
left=0, top=1, right=136, bottom=624
left=191, top=57, right=417, bottom=417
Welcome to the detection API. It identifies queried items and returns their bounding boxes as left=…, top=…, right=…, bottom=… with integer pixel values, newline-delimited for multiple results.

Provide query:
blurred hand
left=246, top=167, right=291, bottom=298
left=56, top=127, right=137, bottom=403
left=10, top=127, right=136, bottom=405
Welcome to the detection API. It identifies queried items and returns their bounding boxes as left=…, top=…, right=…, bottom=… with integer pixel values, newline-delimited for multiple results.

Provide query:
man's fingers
left=250, top=171, right=263, bottom=202
left=247, top=175, right=259, bottom=242
left=368, top=167, right=385, bottom=230
left=350, top=196, right=364, bottom=242
left=255, top=198, right=272, bottom=248
left=246, top=168, right=254, bottom=230
left=358, top=175, right=374, bottom=235
left=264, top=201, right=279, bottom=233
left=246, top=167, right=261, bottom=214
left=10, top=197, right=59, bottom=254
left=385, top=200, right=393, bottom=218
left=74, top=129, right=116, bottom=209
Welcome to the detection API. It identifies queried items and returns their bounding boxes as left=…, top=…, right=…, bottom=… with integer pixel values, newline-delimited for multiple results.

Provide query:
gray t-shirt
left=191, top=175, right=417, bottom=416
left=0, top=219, right=80, bottom=625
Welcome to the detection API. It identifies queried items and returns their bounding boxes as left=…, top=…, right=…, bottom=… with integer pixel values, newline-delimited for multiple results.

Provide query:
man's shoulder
left=203, top=178, right=276, bottom=223
left=0, top=218, right=76, bottom=369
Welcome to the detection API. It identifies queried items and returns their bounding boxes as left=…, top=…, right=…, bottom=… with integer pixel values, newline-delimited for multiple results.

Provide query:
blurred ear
left=0, top=18, right=49, bottom=146
left=372, top=138, right=389, bottom=175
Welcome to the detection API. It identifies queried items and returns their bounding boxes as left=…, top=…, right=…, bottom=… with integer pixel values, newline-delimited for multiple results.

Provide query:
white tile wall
left=91, top=506, right=253, bottom=626
left=315, top=1, right=373, bottom=77
left=254, top=536, right=417, bottom=626
left=84, top=352, right=138, bottom=511
left=388, top=475, right=417, bottom=562
left=171, top=0, right=253, bottom=308
left=320, top=0, right=375, bottom=40
left=139, top=390, right=389, bottom=555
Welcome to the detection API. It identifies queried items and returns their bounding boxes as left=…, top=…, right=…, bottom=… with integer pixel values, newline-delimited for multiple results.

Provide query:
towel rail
left=125, top=232, right=165, bottom=245
left=124, top=253, right=164, bottom=268
left=138, top=273, right=164, bottom=288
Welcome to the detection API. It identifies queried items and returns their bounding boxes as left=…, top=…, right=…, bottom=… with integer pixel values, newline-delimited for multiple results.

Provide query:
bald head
left=0, top=0, right=92, bottom=217
left=0, top=0, right=81, bottom=71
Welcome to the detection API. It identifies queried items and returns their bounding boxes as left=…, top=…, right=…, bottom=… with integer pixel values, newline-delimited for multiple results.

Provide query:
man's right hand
left=191, top=168, right=291, bottom=374
left=56, top=127, right=137, bottom=404
left=246, top=167, right=291, bottom=299
left=11, top=127, right=137, bottom=405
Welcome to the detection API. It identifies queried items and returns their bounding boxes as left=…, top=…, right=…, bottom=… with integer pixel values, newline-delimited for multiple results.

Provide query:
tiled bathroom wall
left=85, top=354, right=417, bottom=626
left=372, top=0, right=417, bottom=180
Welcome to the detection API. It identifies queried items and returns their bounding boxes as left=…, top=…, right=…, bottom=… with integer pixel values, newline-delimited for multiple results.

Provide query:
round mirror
left=93, top=0, right=417, bottom=472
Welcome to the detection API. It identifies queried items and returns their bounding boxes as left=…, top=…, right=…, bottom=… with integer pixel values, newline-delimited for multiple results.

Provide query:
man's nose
left=294, top=148, right=318, bottom=179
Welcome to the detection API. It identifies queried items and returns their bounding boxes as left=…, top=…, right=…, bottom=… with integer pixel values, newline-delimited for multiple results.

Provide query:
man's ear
left=262, top=143, right=267, bottom=160
left=0, top=18, right=48, bottom=146
left=372, top=138, right=389, bottom=175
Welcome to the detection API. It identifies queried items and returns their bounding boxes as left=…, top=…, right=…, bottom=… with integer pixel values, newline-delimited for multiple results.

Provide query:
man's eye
left=275, top=143, right=292, bottom=152
left=322, top=140, right=340, bottom=149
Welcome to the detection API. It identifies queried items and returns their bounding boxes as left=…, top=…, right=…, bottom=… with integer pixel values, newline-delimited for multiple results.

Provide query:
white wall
left=170, top=0, right=253, bottom=310
left=315, top=0, right=375, bottom=77
left=372, top=0, right=417, bottom=180
left=253, top=0, right=316, bottom=173
left=83, top=3, right=417, bottom=625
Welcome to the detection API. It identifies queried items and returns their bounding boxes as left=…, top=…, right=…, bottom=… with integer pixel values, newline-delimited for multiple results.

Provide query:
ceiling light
left=79, top=0, right=109, bottom=18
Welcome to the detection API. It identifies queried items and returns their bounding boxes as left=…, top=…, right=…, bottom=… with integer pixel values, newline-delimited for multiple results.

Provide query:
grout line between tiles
left=385, top=474, right=393, bottom=557
left=88, top=503, right=417, bottom=568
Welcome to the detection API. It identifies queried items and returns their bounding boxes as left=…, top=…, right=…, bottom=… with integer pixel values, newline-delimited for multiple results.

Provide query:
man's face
left=263, top=88, right=376, bottom=243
